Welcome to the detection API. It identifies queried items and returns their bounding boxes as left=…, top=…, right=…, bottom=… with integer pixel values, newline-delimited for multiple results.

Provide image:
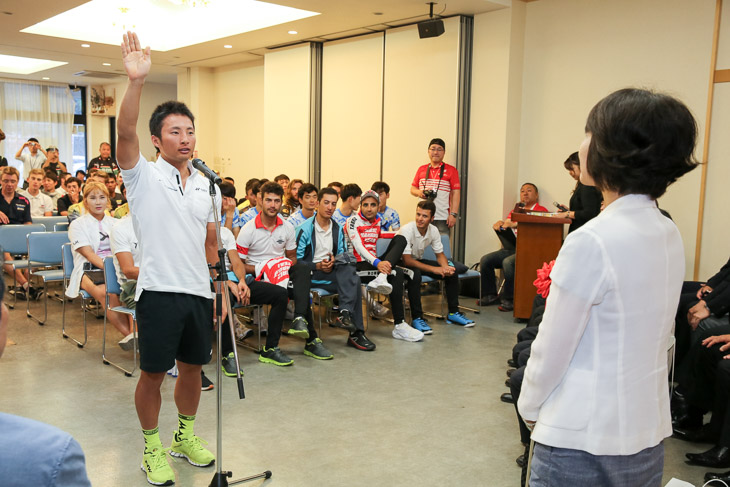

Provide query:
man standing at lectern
left=478, top=183, right=547, bottom=312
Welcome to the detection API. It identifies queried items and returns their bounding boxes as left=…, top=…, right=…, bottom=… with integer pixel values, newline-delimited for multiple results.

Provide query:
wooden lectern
left=511, top=212, right=570, bottom=319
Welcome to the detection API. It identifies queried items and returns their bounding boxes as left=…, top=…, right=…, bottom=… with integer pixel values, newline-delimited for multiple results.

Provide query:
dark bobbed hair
left=417, top=200, right=437, bottom=218
left=341, top=183, right=362, bottom=202
left=219, top=181, right=236, bottom=199
left=318, top=187, right=339, bottom=201
left=245, top=178, right=260, bottom=192
left=585, top=88, right=698, bottom=199
left=261, top=181, right=284, bottom=199
left=371, top=181, right=390, bottom=194
left=298, top=183, right=318, bottom=198
left=149, top=101, right=195, bottom=139
left=563, top=152, right=580, bottom=170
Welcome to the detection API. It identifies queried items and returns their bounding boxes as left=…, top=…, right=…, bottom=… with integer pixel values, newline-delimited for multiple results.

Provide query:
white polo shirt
left=220, top=226, right=236, bottom=270
left=236, top=213, right=296, bottom=266
left=19, top=190, right=54, bottom=217
left=398, top=221, right=443, bottom=260
left=313, top=218, right=333, bottom=263
left=110, top=215, right=140, bottom=284
left=122, top=154, right=220, bottom=300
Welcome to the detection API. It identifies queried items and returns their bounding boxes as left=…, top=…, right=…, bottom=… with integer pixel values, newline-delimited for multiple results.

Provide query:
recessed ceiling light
left=0, top=54, right=68, bottom=75
left=102, top=62, right=111, bottom=66
left=288, top=30, right=297, bottom=34
left=81, top=43, right=90, bottom=48
left=22, top=0, right=320, bottom=52
left=223, top=44, right=232, bottom=48
left=42, top=77, right=50, bottom=80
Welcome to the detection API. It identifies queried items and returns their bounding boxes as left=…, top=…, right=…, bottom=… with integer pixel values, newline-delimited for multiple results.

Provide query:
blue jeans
left=530, top=442, right=664, bottom=487
left=479, top=249, right=515, bottom=299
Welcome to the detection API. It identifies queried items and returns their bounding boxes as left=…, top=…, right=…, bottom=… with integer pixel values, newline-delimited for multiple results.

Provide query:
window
left=70, top=86, right=87, bottom=175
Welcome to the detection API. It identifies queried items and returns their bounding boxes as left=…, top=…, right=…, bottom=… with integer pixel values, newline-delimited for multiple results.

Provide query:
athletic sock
left=143, top=426, right=163, bottom=453
left=175, top=413, right=196, bottom=440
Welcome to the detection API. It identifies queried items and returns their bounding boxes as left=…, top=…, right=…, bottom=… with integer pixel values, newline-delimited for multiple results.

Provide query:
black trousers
left=288, top=260, right=365, bottom=332
left=405, top=259, right=460, bottom=318
left=356, top=235, right=407, bottom=323
left=509, top=366, right=531, bottom=445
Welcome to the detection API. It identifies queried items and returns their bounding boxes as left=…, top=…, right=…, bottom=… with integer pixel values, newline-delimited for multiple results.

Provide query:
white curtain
left=0, top=78, right=75, bottom=182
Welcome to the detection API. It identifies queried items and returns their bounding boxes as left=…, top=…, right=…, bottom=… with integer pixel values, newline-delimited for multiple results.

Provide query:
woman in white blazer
left=66, top=181, right=133, bottom=348
left=518, top=88, right=698, bottom=486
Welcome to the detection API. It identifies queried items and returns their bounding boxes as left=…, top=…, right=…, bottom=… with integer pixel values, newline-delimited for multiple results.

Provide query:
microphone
left=192, top=158, right=222, bottom=184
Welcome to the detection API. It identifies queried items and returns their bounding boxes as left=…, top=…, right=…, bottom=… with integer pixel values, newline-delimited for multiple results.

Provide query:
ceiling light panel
left=21, top=0, right=320, bottom=52
left=0, top=54, right=68, bottom=75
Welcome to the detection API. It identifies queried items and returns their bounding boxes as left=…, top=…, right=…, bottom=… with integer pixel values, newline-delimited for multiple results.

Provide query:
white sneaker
left=367, top=273, right=393, bottom=295
left=392, top=322, right=424, bottom=342
left=118, top=331, right=137, bottom=351
left=167, top=364, right=179, bottom=377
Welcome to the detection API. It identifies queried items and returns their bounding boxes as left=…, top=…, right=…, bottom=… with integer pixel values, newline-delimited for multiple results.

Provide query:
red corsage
left=533, top=260, right=556, bottom=298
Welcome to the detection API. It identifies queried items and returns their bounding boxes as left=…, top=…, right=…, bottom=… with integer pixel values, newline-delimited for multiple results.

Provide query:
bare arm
left=116, top=252, right=139, bottom=280
left=402, top=253, right=440, bottom=274
left=285, top=248, right=297, bottom=265
left=117, top=32, right=151, bottom=171
left=410, top=186, right=424, bottom=198
left=205, top=223, right=219, bottom=271
left=15, top=143, right=27, bottom=159
left=76, top=246, right=104, bottom=270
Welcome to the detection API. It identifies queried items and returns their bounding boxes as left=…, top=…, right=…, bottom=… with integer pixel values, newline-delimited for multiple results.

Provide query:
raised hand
left=121, top=31, right=151, bottom=82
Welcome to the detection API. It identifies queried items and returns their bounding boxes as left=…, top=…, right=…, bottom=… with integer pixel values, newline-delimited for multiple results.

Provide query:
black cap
left=428, top=138, right=445, bottom=150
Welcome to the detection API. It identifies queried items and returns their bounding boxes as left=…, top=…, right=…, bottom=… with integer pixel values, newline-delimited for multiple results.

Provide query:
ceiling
left=0, top=0, right=510, bottom=85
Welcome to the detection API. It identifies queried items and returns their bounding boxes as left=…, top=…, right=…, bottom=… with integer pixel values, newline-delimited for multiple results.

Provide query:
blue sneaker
left=411, top=317, right=433, bottom=335
left=446, top=312, right=475, bottom=327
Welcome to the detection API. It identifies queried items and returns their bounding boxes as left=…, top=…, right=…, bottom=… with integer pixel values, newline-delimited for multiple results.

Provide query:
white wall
left=517, top=0, right=715, bottom=278
left=321, top=34, right=384, bottom=188
left=264, top=45, right=312, bottom=181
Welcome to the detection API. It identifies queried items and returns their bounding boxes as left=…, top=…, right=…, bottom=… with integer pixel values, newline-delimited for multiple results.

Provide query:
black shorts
left=136, top=290, right=213, bottom=373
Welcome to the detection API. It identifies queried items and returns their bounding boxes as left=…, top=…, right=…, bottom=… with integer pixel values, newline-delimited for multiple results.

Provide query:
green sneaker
left=170, top=434, right=215, bottom=467
left=140, top=447, right=175, bottom=486
left=287, top=316, right=310, bottom=338
left=221, top=352, right=244, bottom=377
left=303, top=338, right=333, bottom=360
left=259, top=346, right=294, bottom=366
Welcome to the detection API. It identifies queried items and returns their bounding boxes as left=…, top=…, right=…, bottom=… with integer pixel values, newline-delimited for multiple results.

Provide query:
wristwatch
left=450, top=212, right=458, bottom=217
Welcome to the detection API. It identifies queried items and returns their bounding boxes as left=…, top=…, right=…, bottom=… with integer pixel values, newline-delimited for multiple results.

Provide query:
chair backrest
left=0, top=224, right=46, bottom=254
left=103, top=256, right=121, bottom=295
left=27, top=231, right=69, bottom=266
left=53, top=222, right=69, bottom=232
left=440, top=234, right=453, bottom=260
left=62, top=243, right=73, bottom=279
left=375, top=237, right=392, bottom=257
left=32, top=216, right=68, bottom=232
left=422, top=242, right=438, bottom=262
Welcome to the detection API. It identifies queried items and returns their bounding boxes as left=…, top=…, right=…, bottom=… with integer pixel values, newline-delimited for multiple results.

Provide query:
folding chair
left=232, top=301, right=266, bottom=353
left=32, top=216, right=68, bottom=232
left=61, top=243, right=94, bottom=348
left=0, top=223, right=46, bottom=308
left=361, top=237, right=411, bottom=328
left=102, top=257, right=138, bottom=377
left=311, top=287, right=335, bottom=335
left=53, top=222, right=69, bottom=232
left=420, top=244, right=446, bottom=320
left=441, top=235, right=481, bottom=314
left=26, top=231, right=68, bottom=325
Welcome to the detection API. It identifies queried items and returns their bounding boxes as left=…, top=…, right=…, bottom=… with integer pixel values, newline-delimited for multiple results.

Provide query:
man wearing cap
left=14, top=137, right=47, bottom=189
left=410, top=138, right=461, bottom=234
left=345, top=189, right=424, bottom=342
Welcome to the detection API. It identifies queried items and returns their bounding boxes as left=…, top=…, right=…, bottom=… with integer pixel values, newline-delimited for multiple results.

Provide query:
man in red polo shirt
left=410, top=138, right=461, bottom=234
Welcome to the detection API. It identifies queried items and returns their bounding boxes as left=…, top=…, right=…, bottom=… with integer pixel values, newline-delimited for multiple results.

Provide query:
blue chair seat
left=111, top=306, right=135, bottom=319
left=311, top=287, right=333, bottom=296
left=461, top=269, right=480, bottom=278
left=32, top=269, right=64, bottom=281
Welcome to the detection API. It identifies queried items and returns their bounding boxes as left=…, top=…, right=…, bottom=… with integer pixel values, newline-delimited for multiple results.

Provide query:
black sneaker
left=259, top=347, right=293, bottom=366
left=477, top=294, right=500, bottom=306
left=201, top=372, right=214, bottom=391
left=28, top=286, right=42, bottom=300
left=221, top=352, right=244, bottom=377
left=498, top=299, right=514, bottom=312
left=331, top=309, right=357, bottom=332
left=303, top=338, right=333, bottom=360
left=287, top=316, right=310, bottom=339
left=347, top=331, right=376, bottom=351
left=13, top=286, right=27, bottom=300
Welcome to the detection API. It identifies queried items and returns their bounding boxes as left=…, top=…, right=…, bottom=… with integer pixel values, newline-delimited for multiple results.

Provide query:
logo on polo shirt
left=276, top=237, right=284, bottom=245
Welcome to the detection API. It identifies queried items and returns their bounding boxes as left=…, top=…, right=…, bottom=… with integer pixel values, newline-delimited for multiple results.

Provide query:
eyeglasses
left=429, top=147, right=444, bottom=152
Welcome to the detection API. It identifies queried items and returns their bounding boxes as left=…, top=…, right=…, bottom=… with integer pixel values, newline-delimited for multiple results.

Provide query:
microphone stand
left=205, top=177, right=272, bottom=486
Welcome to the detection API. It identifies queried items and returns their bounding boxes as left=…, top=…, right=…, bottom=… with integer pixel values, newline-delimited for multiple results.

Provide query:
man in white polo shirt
left=236, top=181, right=332, bottom=366
left=18, top=169, right=53, bottom=217
left=398, top=200, right=474, bottom=335
left=117, top=32, right=240, bottom=485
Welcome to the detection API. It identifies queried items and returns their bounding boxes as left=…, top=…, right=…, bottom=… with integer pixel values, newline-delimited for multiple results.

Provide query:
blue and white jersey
left=378, top=206, right=401, bottom=231
left=221, top=207, right=243, bottom=229
left=332, top=209, right=349, bottom=228
left=286, top=209, right=308, bottom=228
left=240, top=207, right=259, bottom=225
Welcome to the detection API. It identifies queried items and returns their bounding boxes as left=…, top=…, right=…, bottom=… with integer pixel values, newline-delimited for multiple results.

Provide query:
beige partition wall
left=264, top=45, right=312, bottom=181
left=320, top=33, right=384, bottom=188
left=382, top=17, right=461, bottom=224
